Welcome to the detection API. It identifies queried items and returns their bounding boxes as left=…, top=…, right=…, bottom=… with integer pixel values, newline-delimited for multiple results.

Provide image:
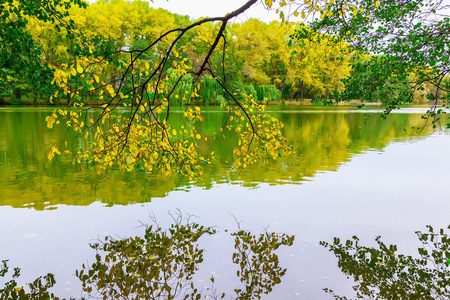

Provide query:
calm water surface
left=0, top=106, right=449, bottom=299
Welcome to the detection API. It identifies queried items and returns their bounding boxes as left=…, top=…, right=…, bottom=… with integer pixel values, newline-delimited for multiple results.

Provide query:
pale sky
left=148, top=0, right=280, bottom=23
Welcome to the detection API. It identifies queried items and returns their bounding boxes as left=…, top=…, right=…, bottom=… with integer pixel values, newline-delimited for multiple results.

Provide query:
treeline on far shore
left=1, top=0, right=431, bottom=106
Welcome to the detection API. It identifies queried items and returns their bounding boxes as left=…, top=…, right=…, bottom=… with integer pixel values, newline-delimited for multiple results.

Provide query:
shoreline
left=0, top=99, right=387, bottom=107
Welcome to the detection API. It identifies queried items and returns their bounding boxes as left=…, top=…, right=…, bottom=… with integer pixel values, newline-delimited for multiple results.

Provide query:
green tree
left=290, top=0, right=450, bottom=125
left=0, top=0, right=88, bottom=102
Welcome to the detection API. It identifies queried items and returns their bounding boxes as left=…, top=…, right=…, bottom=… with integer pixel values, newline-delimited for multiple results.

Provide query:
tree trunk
left=14, top=88, right=21, bottom=100
left=290, top=88, right=294, bottom=102
left=300, top=81, right=304, bottom=102
left=278, top=80, right=285, bottom=103
left=321, top=72, right=327, bottom=103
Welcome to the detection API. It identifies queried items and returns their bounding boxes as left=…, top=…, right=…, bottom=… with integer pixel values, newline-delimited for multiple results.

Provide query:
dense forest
left=1, top=0, right=356, bottom=105
left=2, top=0, right=439, bottom=107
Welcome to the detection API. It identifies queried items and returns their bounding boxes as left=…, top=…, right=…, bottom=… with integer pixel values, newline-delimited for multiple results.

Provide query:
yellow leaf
left=375, top=1, right=379, bottom=8
left=95, top=164, right=103, bottom=175
left=144, top=61, right=150, bottom=69
left=302, top=11, right=306, bottom=18
left=71, top=68, right=77, bottom=76
left=195, top=133, right=201, bottom=140
left=47, top=149, right=54, bottom=161
left=172, top=129, right=177, bottom=135
left=45, top=114, right=56, bottom=128
left=294, top=11, right=299, bottom=17
left=106, top=85, right=115, bottom=96
left=76, top=64, right=83, bottom=74
left=94, top=75, right=100, bottom=83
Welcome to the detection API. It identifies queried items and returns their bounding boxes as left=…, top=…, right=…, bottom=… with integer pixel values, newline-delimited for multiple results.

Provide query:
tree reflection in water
left=321, top=225, right=450, bottom=300
left=0, top=260, right=58, bottom=300
left=232, top=229, right=294, bottom=299
left=8, top=223, right=450, bottom=299
left=1, top=217, right=294, bottom=300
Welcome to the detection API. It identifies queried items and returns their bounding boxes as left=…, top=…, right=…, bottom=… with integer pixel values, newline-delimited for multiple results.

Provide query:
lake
left=1, top=105, right=449, bottom=299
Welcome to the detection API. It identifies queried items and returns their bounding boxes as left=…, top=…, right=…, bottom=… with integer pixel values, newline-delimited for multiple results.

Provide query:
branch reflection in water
left=0, top=215, right=294, bottom=300
left=5, top=220, right=450, bottom=299
left=322, top=225, right=450, bottom=300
